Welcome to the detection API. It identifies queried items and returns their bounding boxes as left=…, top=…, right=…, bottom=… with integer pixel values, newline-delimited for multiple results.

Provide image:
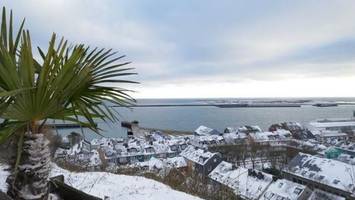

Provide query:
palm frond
left=0, top=7, right=137, bottom=137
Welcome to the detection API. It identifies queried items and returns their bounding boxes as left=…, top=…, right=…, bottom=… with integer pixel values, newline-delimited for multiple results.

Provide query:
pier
left=121, top=121, right=192, bottom=137
left=47, top=123, right=97, bottom=129
left=112, top=103, right=302, bottom=108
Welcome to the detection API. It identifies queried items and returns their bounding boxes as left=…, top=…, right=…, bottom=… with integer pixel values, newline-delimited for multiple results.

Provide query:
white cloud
left=3, top=0, right=355, bottom=98
left=225, top=1, right=355, bottom=65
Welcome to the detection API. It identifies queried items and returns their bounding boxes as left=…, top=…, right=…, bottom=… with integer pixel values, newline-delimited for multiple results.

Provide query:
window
left=294, top=187, right=303, bottom=195
left=278, top=182, right=284, bottom=188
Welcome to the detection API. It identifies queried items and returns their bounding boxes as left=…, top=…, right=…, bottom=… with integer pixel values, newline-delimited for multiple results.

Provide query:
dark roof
left=50, top=175, right=102, bottom=200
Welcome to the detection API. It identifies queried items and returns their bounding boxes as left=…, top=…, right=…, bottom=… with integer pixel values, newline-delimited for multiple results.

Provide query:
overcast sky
left=3, top=0, right=355, bottom=98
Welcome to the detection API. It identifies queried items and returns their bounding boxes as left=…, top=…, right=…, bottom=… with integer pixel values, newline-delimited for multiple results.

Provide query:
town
left=53, top=115, right=355, bottom=200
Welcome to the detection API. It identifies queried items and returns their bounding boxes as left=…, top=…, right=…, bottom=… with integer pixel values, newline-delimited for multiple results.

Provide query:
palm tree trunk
left=7, top=132, right=51, bottom=200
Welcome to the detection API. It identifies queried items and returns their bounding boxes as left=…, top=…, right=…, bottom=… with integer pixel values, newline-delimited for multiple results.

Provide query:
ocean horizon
left=57, top=97, right=355, bottom=140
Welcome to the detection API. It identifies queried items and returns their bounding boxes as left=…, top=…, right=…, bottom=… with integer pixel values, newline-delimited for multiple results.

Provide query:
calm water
left=58, top=98, right=355, bottom=140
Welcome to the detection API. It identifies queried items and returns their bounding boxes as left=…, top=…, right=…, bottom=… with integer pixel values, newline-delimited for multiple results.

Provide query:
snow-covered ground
left=50, top=164, right=202, bottom=200
left=0, top=164, right=202, bottom=200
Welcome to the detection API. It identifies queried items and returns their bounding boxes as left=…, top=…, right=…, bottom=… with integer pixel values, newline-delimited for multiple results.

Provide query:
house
left=59, top=136, right=71, bottom=149
left=179, top=143, right=188, bottom=150
left=208, top=161, right=273, bottom=199
left=58, top=133, right=191, bottom=167
left=103, top=148, right=117, bottom=164
left=135, top=156, right=188, bottom=172
left=308, top=118, right=355, bottom=132
left=269, top=122, right=314, bottom=140
left=238, top=125, right=262, bottom=134
left=335, top=142, right=355, bottom=158
left=81, top=140, right=92, bottom=152
left=282, top=122, right=314, bottom=140
left=224, top=127, right=238, bottom=133
left=313, top=130, right=348, bottom=144
left=248, top=130, right=292, bottom=146
left=194, top=125, right=220, bottom=136
left=165, top=156, right=187, bottom=169
left=223, top=132, right=247, bottom=144
left=127, top=146, right=139, bottom=154
left=67, top=132, right=84, bottom=146
left=259, top=179, right=312, bottom=200
left=144, top=145, right=156, bottom=154
left=180, top=145, right=222, bottom=175
left=308, top=189, right=345, bottom=200
left=192, top=134, right=225, bottom=147
left=283, top=153, right=355, bottom=199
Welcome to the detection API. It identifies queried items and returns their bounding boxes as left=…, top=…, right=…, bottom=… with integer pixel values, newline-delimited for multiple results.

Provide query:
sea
left=57, top=98, right=355, bottom=140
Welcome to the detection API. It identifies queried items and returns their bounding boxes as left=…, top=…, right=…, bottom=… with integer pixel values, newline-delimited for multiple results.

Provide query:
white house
left=209, top=161, right=273, bottom=199
left=259, top=179, right=312, bottom=200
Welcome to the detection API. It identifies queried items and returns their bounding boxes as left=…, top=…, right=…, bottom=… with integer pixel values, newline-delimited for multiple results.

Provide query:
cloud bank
left=2, top=0, right=355, bottom=97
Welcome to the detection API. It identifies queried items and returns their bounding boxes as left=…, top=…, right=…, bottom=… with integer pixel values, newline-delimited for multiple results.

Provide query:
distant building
left=335, top=142, right=355, bottom=157
left=308, top=118, right=355, bottom=132
left=67, top=132, right=83, bottom=146
left=238, top=125, right=262, bottom=134
left=283, top=153, right=355, bottom=199
left=180, top=146, right=222, bottom=175
left=307, top=118, right=355, bottom=143
left=270, top=122, right=314, bottom=140
left=314, top=130, right=348, bottom=144
left=224, top=127, right=238, bottom=133
left=194, top=125, right=220, bottom=136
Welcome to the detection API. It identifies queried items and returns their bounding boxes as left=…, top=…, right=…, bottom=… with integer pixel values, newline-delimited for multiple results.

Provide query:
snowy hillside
left=50, top=164, right=202, bottom=200
left=0, top=164, right=202, bottom=200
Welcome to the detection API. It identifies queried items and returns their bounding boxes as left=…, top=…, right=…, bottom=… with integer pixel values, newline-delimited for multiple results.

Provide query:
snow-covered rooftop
left=319, top=131, right=348, bottom=138
left=222, top=132, right=247, bottom=143
left=208, top=161, right=272, bottom=199
left=336, top=142, right=355, bottom=153
left=56, top=134, right=191, bottom=168
left=308, top=189, right=345, bottom=200
left=180, top=146, right=218, bottom=165
left=194, top=125, right=220, bottom=136
left=284, top=153, right=355, bottom=193
left=238, top=125, right=262, bottom=133
left=165, top=157, right=187, bottom=168
left=136, top=157, right=164, bottom=170
left=224, top=127, right=238, bottom=133
left=135, top=157, right=187, bottom=170
left=259, top=179, right=308, bottom=200
left=309, top=118, right=355, bottom=129
left=249, top=130, right=292, bottom=142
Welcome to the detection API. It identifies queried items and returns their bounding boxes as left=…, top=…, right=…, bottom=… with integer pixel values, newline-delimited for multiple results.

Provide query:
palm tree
left=0, top=7, right=137, bottom=200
